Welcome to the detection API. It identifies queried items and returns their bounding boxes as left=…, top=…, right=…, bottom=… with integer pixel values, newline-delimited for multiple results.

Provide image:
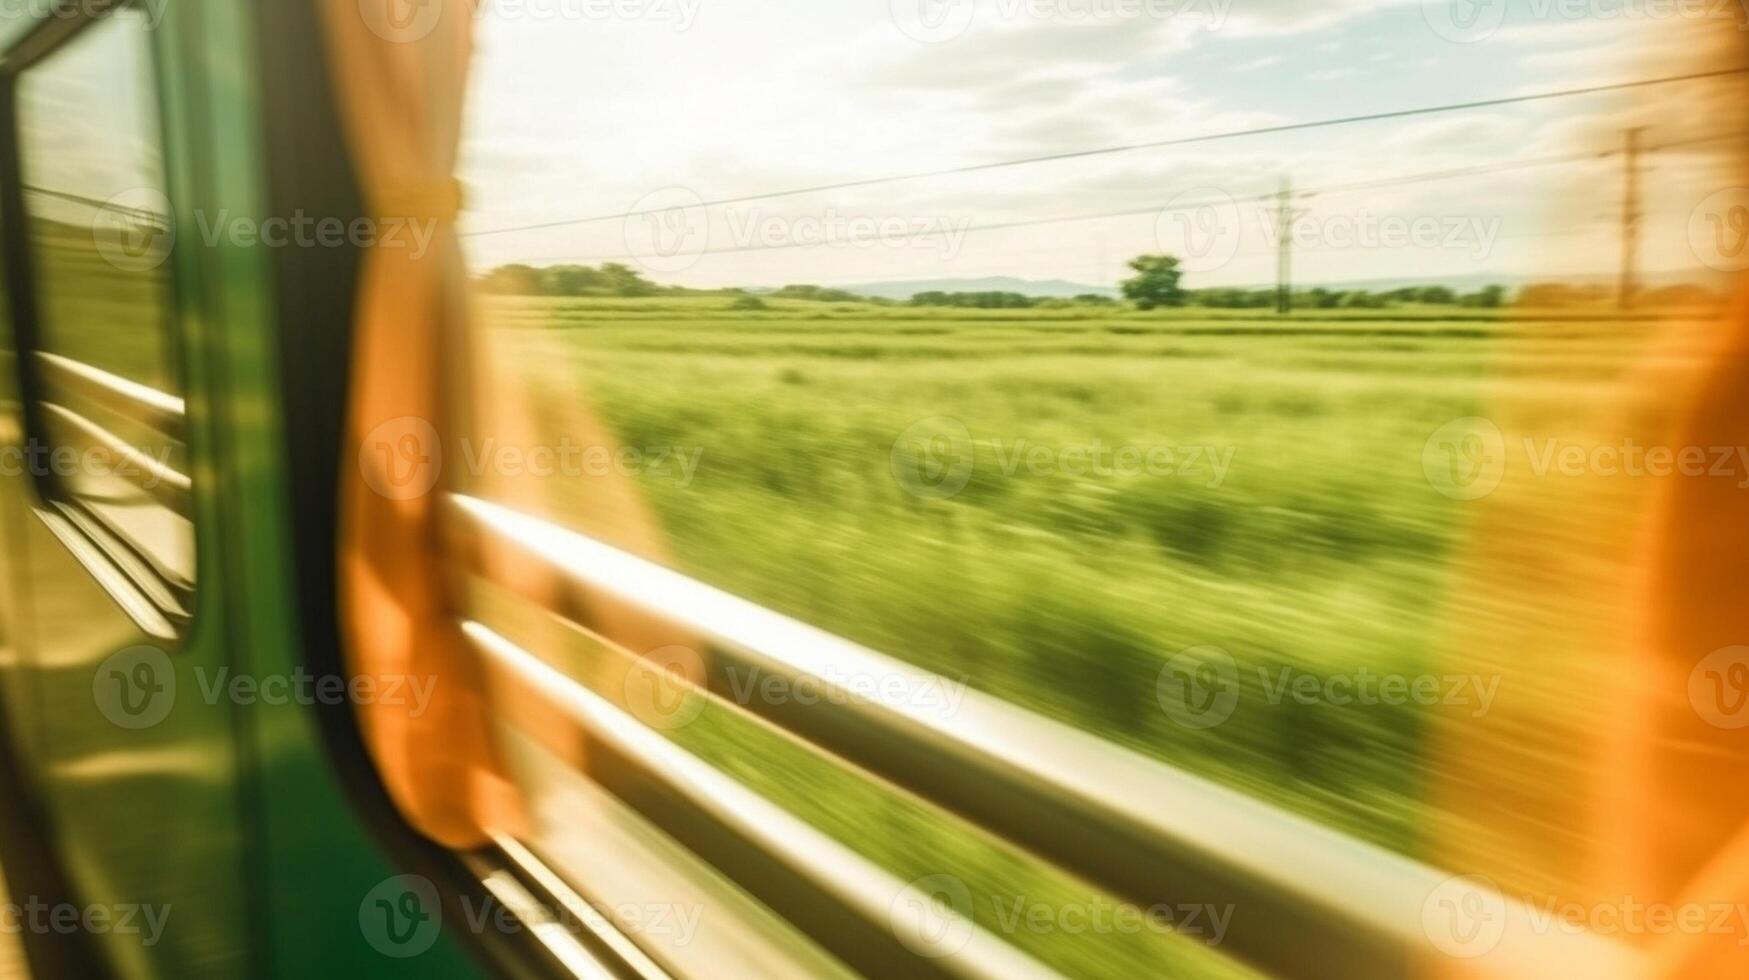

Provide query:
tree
left=1458, top=284, right=1507, bottom=308
left=1516, top=282, right=1576, bottom=308
left=598, top=262, right=656, bottom=297
left=774, top=284, right=863, bottom=302
left=1120, top=255, right=1186, bottom=310
left=478, top=263, right=543, bottom=295
left=1193, top=287, right=1272, bottom=309
left=540, top=264, right=606, bottom=296
left=910, top=290, right=1036, bottom=309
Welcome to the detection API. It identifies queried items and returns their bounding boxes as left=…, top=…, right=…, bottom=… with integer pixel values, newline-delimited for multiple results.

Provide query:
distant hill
left=828, top=269, right=1724, bottom=303
left=1219, top=269, right=1727, bottom=295
left=838, top=277, right=1120, bottom=301
left=835, top=273, right=1531, bottom=302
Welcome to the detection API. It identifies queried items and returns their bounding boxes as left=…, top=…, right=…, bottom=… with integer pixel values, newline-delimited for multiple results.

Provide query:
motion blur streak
left=1424, top=19, right=1749, bottom=979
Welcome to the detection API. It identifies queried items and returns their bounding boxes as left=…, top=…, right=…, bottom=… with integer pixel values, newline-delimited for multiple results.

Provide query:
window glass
left=458, top=4, right=1744, bottom=974
left=19, top=8, right=175, bottom=389
left=15, top=8, right=192, bottom=597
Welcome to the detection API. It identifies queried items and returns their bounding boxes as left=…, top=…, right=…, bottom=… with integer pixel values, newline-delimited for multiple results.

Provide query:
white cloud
left=457, top=0, right=1728, bottom=287
left=1230, top=54, right=1282, bottom=71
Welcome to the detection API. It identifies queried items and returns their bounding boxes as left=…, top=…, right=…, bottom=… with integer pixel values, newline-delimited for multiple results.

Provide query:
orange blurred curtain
left=320, top=0, right=519, bottom=848
left=1620, top=284, right=1749, bottom=977
left=1612, top=34, right=1749, bottom=977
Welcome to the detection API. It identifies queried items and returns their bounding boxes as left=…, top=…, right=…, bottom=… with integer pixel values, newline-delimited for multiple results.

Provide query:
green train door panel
left=0, top=3, right=250, bottom=976
left=2, top=0, right=498, bottom=976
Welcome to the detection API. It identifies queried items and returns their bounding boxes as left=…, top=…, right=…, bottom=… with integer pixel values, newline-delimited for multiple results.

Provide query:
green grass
left=476, top=294, right=1663, bottom=976
left=31, top=217, right=177, bottom=390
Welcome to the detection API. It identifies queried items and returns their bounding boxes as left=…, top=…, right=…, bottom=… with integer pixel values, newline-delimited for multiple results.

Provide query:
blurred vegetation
left=472, top=260, right=1561, bottom=313
left=477, top=293, right=1689, bottom=975
left=478, top=295, right=1668, bottom=845
left=29, top=216, right=176, bottom=389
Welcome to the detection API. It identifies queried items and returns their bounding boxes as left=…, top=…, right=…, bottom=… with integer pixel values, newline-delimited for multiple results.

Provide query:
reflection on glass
left=19, top=9, right=175, bottom=391
left=16, top=9, right=191, bottom=596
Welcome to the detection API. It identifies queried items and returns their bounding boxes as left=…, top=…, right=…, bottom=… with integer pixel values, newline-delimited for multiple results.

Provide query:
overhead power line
left=22, top=185, right=165, bottom=223
left=465, top=66, right=1749, bottom=241
left=517, top=131, right=1738, bottom=266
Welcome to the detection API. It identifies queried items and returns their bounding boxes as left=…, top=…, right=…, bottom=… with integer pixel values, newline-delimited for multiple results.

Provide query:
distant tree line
left=1192, top=284, right=1507, bottom=310
left=910, top=290, right=1039, bottom=308
left=477, top=261, right=1720, bottom=313
left=476, top=262, right=661, bottom=297
left=769, top=284, right=867, bottom=302
left=904, top=291, right=1122, bottom=308
left=1119, top=254, right=1513, bottom=310
left=1516, top=282, right=1719, bottom=308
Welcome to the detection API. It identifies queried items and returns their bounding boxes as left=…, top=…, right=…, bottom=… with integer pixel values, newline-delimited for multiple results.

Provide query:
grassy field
left=475, top=293, right=1694, bottom=976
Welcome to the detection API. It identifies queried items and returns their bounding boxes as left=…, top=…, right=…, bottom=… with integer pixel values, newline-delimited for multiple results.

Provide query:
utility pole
left=1275, top=177, right=1294, bottom=314
left=1619, top=126, right=1645, bottom=311
left=1273, top=177, right=1311, bottom=314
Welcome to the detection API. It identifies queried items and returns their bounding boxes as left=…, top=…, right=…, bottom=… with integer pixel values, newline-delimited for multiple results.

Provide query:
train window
left=9, top=7, right=193, bottom=611
left=446, top=5, right=1744, bottom=977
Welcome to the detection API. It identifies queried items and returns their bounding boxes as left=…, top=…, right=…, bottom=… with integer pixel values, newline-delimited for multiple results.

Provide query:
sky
left=457, top=0, right=1747, bottom=291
